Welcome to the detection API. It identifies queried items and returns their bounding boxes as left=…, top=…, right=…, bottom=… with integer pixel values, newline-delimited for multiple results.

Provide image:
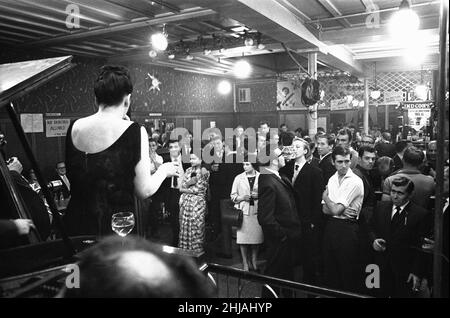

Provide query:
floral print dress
left=178, top=167, right=210, bottom=253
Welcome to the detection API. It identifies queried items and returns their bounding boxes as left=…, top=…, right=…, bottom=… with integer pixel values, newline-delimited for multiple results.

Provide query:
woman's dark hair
left=94, top=65, right=133, bottom=107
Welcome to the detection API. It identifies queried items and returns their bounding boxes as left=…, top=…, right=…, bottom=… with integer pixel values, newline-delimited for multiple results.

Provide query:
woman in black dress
left=64, top=65, right=178, bottom=236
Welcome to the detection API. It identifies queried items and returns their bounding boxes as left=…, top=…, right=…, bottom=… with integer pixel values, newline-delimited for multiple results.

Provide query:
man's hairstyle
left=317, top=134, right=336, bottom=148
left=331, top=145, right=351, bottom=161
left=259, top=121, right=270, bottom=127
left=377, top=156, right=394, bottom=170
left=403, top=146, right=425, bottom=167
left=94, top=65, right=133, bottom=107
left=167, top=139, right=180, bottom=146
left=358, top=145, right=376, bottom=158
left=294, top=127, right=303, bottom=134
left=279, top=131, right=295, bottom=146
left=337, top=128, right=353, bottom=143
left=392, top=176, right=415, bottom=194
left=258, top=142, right=281, bottom=167
left=382, top=132, right=392, bottom=142
left=361, top=134, right=375, bottom=143
left=280, top=123, right=287, bottom=128
left=395, top=140, right=409, bottom=153
left=64, top=236, right=215, bottom=298
left=56, top=161, right=65, bottom=167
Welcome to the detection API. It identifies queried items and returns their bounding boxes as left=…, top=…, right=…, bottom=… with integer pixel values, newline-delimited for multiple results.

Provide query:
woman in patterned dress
left=178, top=152, right=210, bottom=254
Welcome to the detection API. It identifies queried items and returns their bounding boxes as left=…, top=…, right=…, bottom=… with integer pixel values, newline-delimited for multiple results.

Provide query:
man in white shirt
left=322, top=145, right=364, bottom=293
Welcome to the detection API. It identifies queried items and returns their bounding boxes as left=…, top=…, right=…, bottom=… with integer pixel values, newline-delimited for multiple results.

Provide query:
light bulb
left=388, top=6, right=420, bottom=43
left=244, top=37, right=254, bottom=47
left=149, top=50, right=157, bottom=58
left=233, top=60, right=252, bottom=78
left=167, top=53, right=175, bottom=59
left=415, top=84, right=428, bottom=100
left=217, top=80, right=232, bottom=94
left=151, top=32, right=168, bottom=51
left=257, top=43, right=265, bottom=50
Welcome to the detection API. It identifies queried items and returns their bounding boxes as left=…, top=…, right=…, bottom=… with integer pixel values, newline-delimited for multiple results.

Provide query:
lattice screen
left=314, top=70, right=434, bottom=107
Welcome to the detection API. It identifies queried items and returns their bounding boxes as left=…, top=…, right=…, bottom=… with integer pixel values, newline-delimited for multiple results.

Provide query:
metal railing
left=200, top=263, right=371, bottom=298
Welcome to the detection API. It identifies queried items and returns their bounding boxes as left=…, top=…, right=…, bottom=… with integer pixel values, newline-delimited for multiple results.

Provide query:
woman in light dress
left=230, top=161, right=264, bottom=271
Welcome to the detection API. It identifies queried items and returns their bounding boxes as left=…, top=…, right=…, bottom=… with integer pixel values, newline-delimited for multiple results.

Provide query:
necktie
left=63, top=175, right=70, bottom=191
left=292, top=164, right=300, bottom=183
left=391, top=206, right=403, bottom=229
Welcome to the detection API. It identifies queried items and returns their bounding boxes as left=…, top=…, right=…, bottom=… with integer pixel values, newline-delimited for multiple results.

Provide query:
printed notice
left=46, top=118, right=71, bottom=137
left=20, top=113, right=43, bottom=133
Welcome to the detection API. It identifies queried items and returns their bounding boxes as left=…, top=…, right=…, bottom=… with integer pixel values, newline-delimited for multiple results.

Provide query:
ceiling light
left=244, top=37, right=254, bottom=47
left=257, top=43, right=265, bottom=50
left=151, top=32, right=168, bottom=51
left=388, top=0, right=420, bottom=42
left=233, top=60, right=252, bottom=78
left=218, top=80, right=232, bottom=95
left=149, top=50, right=157, bottom=58
left=168, top=53, right=175, bottom=59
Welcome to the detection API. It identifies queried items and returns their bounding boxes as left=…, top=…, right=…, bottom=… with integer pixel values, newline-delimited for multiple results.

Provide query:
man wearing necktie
left=369, top=176, right=431, bottom=297
left=56, top=161, right=71, bottom=199
left=280, top=137, right=324, bottom=286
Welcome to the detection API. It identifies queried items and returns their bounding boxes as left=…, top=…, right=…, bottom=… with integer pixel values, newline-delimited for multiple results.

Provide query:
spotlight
left=388, top=0, right=420, bottom=42
left=415, top=84, right=428, bottom=100
left=218, top=80, right=232, bottom=95
left=233, top=60, right=252, bottom=78
left=149, top=50, right=157, bottom=58
left=244, top=37, right=254, bottom=47
left=151, top=32, right=168, bottom=51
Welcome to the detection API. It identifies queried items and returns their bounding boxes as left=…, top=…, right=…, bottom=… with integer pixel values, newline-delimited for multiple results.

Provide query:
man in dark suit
left=280, top=137, right=324, bottom=285
left=258, top=143, right=302, bottom=297
left=369, top=176, right=431, bottom=298
left=393, top=140, right=409, bottom=172
left=317, top=134, right=336, bottom=183
left=205, top=136, right=242, bottom=258
left=157, top=139, right=190, bottom=247
left=55, top=161, right=71, bottom=199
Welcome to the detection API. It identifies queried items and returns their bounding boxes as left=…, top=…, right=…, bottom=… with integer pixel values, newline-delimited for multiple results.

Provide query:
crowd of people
left=1, top=65, right=448, bottom=298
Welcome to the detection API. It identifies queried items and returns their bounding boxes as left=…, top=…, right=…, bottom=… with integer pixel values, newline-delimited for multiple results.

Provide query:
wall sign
left=20, top=113, right=43, bottom=133
left=383, top=91, right=404, bottom=104
left=330, top=98, right=351, bottom=111
left=401, top=101, right=434, bottom=109
left=46, top=118, right=71, bottom=137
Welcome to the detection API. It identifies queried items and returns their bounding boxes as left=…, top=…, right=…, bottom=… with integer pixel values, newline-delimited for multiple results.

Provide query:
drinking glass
left=111, top=212, right=135, bottom=237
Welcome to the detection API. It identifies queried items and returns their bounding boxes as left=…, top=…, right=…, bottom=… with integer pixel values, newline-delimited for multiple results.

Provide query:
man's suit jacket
left=56, top=175, right=70, bottom=199
left=318, top=153, right=336, bottom=184
left=207, top=149, right=243, bottom=200
left=280, top=161, right=324, bottom=227
left=368, top=200, right=431, bottom=277
left=257, top=172, right=302, bottom=242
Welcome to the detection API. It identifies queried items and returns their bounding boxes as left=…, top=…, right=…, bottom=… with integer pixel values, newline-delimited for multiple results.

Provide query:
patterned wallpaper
left=236, top=80, right=277, bottom=112
left=126, top=64, right=234, bottom=113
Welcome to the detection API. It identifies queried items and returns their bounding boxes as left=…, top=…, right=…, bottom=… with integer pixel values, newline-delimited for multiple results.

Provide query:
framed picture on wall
left=238, top=88, right=251, bottom=103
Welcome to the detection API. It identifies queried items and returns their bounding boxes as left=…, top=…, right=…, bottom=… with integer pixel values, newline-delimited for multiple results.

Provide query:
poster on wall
left=20, top=113, right=43, bottom=133
left=384, top=91, right=404, bottom=104
left=276, top=81, right=302, bottom=110
left=46, top=118, right=71, bottom=137
left=330, top=98, right=351, bottom=111
left=407, top=109, right=431, bottom=131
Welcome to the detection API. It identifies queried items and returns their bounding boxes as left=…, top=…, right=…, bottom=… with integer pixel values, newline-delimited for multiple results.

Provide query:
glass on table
left=111, top=212, right=135, bottom=237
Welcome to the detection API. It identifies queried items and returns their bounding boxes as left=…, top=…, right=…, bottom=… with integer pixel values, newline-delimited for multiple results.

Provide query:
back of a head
left=64, top=236, right=215, bottom=298
left=395, top=140, right=408, bottom=153
left=382, top=132, right=391, bottom=142
left=403, top=146, right=425, bottom=167
left=94, top=65, right=133, bottom=107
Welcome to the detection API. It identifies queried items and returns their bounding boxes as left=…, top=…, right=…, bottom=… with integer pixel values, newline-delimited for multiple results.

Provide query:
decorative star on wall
left=146, top=73, right=161, bottom=92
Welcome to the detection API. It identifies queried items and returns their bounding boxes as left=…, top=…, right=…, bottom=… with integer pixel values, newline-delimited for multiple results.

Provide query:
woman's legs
left=239, top=244, right=250, bottom=271
left=250, top=245, right=259, bottom=271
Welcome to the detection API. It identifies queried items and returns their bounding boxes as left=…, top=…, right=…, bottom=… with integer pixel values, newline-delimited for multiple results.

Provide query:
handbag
left=220, top=199, right=243, bottom=228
